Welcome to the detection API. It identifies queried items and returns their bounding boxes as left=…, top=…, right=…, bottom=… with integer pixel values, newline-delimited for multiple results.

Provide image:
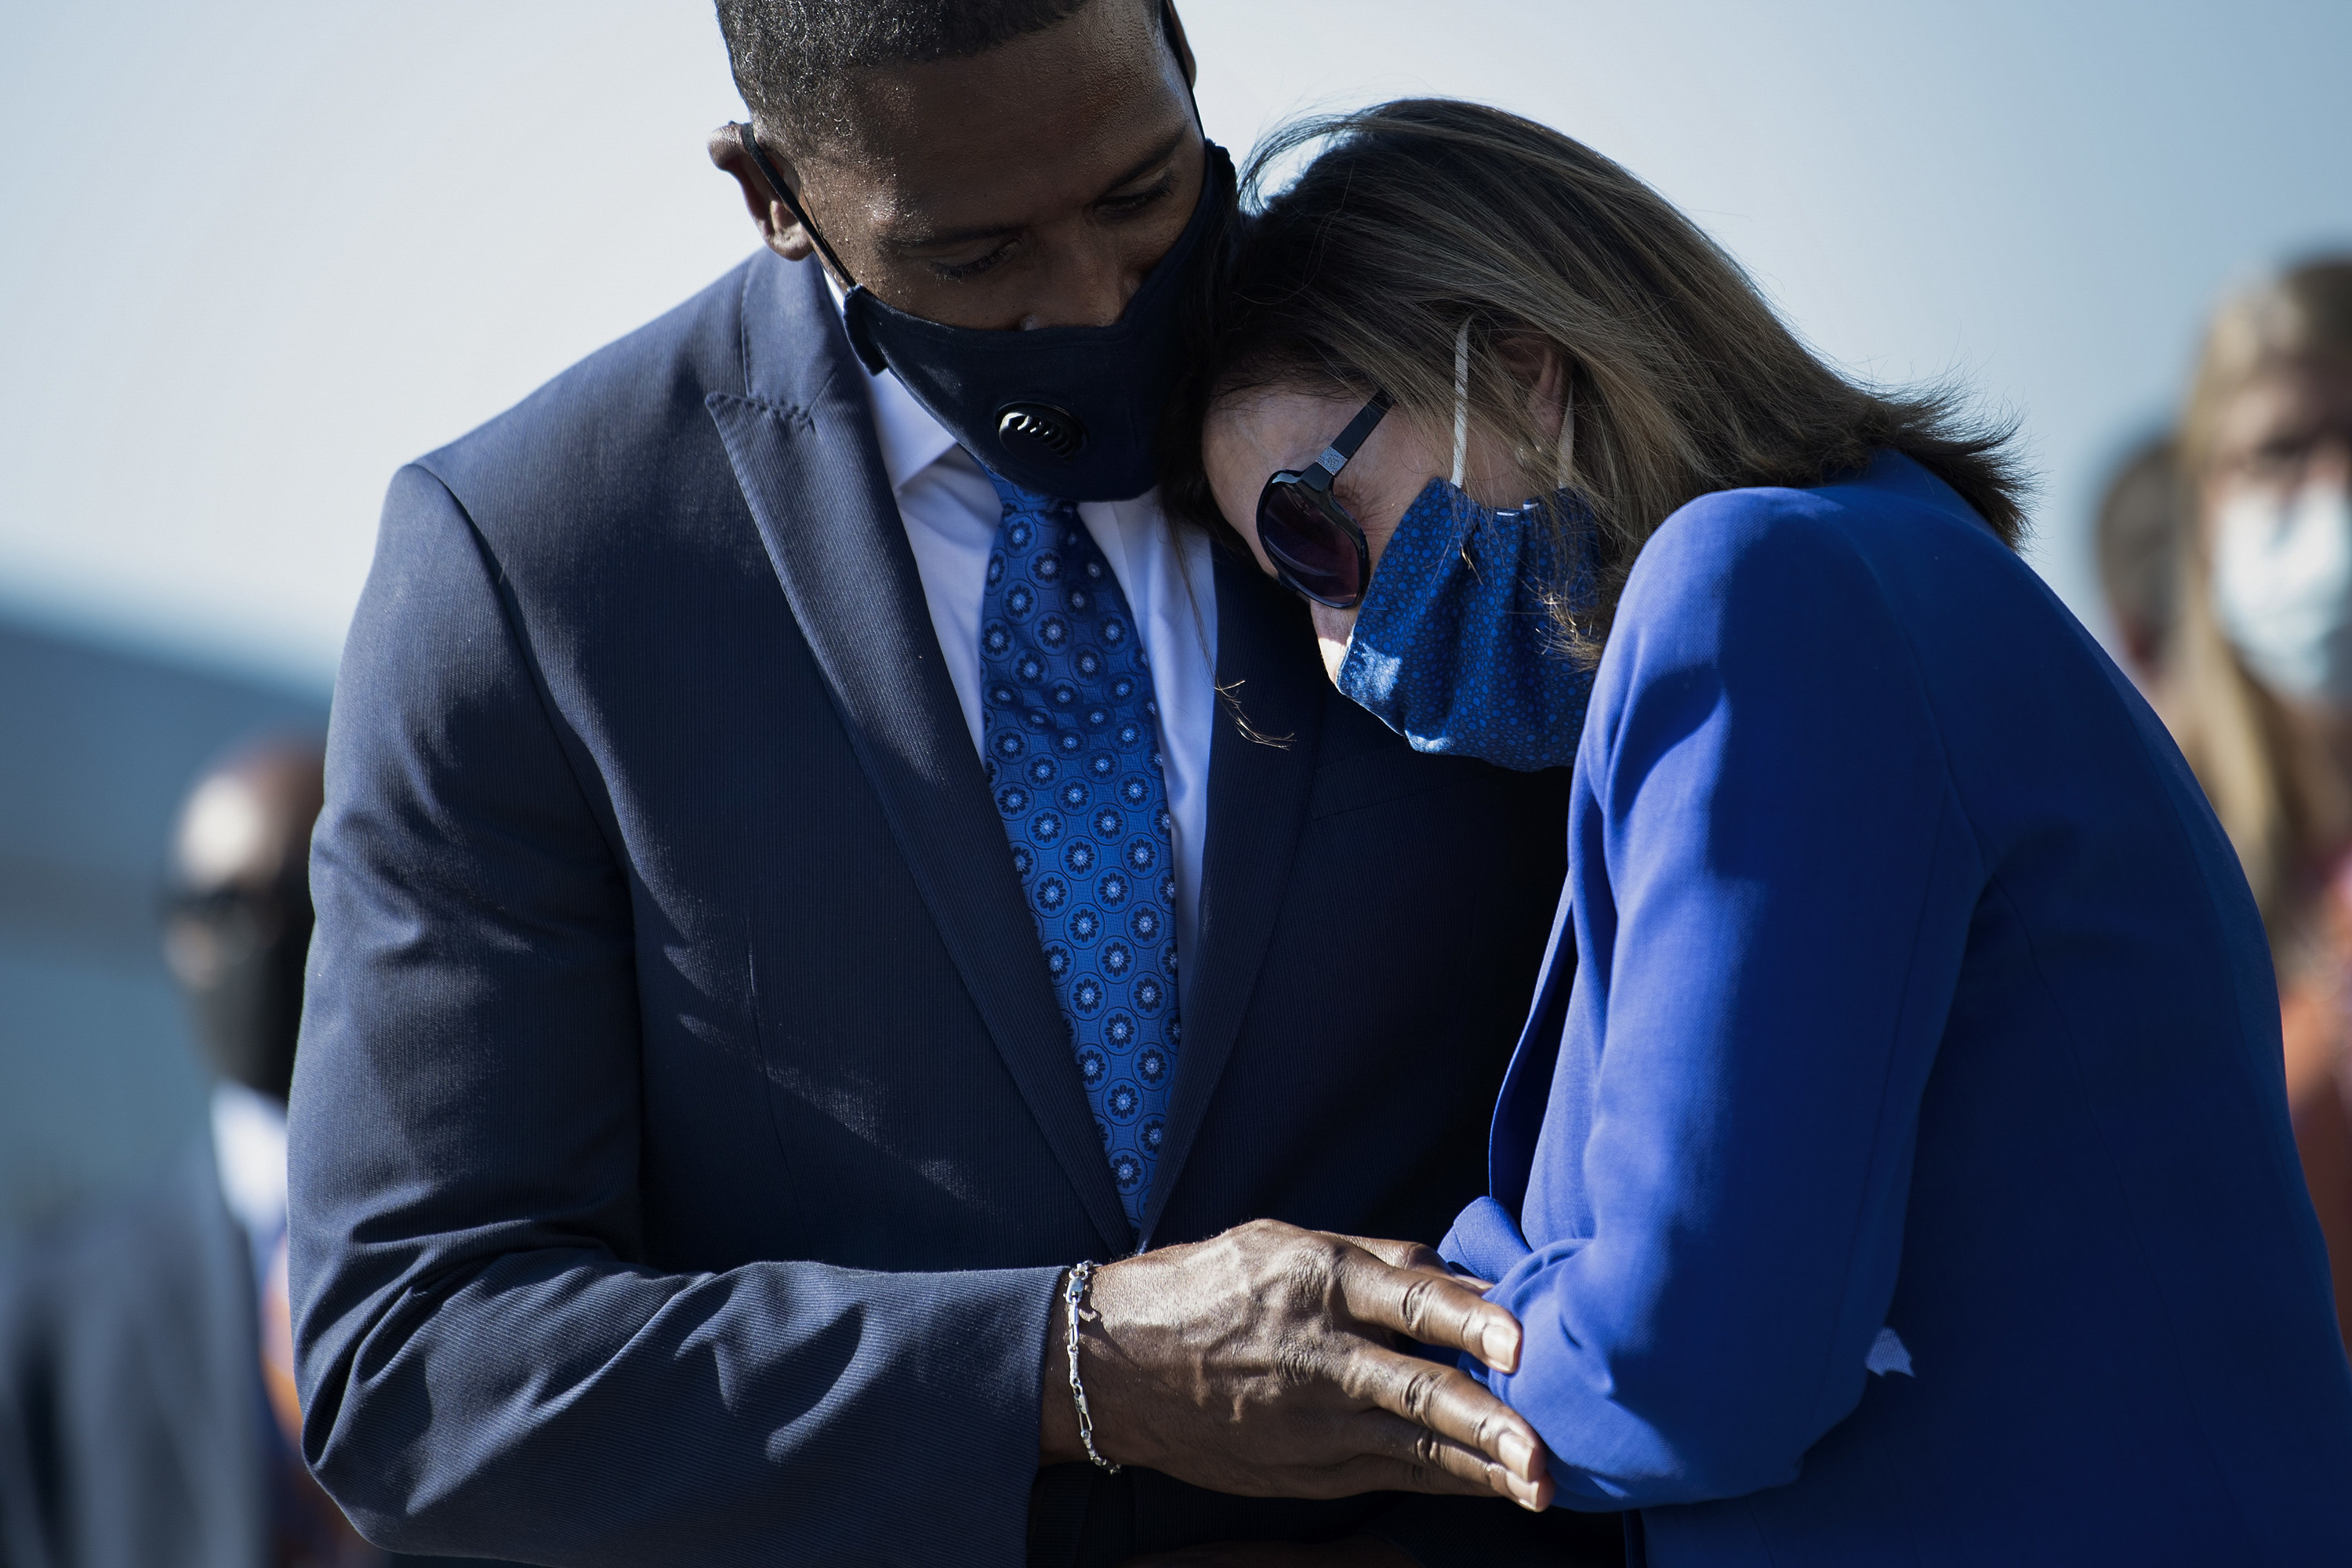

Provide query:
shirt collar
left=823, top=270, right=961, bottom=495
left=211, top=1079, right=287, bottom=1243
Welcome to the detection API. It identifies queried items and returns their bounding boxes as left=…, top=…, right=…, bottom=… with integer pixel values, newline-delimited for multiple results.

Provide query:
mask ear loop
left=734, top=122, right=860, bottom=289
left=1552, top=356, right=1586, bottom=644
left=1451, top=319, right=1492, bottom=580
left=1450, top=318, right=1472, bottom=489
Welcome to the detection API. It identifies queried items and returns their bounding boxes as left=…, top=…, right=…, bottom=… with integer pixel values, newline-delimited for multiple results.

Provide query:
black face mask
left=165, top=884, right=310, bottom=1103
left=735, top=126, right=1236, bottom=501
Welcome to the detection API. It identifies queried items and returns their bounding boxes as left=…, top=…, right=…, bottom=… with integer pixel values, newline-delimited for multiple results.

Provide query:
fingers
left=1334, top=1248, right=1523, bottom=1375
left=1338, top=1235, right=1495, bottom=1294
left=1336, top=1234, right=1448, bottom=1274
left=1331, top=1338, right=1549, bottom=1506
left=1351, top=1406, right=1555, bottom=1512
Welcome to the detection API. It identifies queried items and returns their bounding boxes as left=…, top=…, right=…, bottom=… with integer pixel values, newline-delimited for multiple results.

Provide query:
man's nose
left=1018, top=236, right=1149, bottom=330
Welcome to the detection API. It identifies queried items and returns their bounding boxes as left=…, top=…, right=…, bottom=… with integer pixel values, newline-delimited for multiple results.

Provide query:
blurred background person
left=2094, top=431, right=2186, bottom=689
left=2160, top=255, right=2352, bottom=1355
left=0, top=738, right=417, bottom=1568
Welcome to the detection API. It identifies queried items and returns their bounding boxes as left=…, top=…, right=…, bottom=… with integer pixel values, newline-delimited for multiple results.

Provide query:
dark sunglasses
left=1253, top=391, right=1393, bottom=609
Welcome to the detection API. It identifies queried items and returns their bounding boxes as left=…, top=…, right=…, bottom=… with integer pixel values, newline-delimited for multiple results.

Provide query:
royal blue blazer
left=1443, top=453, right=2352, bottom=1564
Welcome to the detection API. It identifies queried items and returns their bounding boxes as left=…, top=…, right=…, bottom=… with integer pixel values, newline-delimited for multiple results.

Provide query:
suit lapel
left=706, top=253, right=1131, bottom=1254
left=1138, top=554, right=1328, bottom=1243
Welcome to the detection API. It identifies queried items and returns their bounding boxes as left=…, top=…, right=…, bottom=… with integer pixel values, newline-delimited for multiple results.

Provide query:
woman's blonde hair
left=2164, top=257, right=2352, bottom=954
left=1163, top=99, right=2027, bottom=662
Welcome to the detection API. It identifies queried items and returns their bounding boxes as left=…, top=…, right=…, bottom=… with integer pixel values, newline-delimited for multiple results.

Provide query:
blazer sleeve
left=1482, top=491, right=1984, bottom=1508
left=289, top=464, right=1059, bottom=1567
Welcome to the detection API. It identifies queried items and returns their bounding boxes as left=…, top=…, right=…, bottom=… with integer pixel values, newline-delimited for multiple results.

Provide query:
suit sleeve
left=1483, top=492, right=1984, bottom=1507
left=290, top=465, right=1058, bottom=1566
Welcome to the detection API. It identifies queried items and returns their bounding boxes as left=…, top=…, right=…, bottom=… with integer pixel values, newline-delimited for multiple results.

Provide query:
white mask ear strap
left=1451, top=318, right=1472, bottom=488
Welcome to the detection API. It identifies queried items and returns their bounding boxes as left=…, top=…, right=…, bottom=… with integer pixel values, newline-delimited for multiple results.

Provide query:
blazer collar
left=1487, top=878, right=1574, bottom=1214
left=706, top=252, right=1134, bottom=1254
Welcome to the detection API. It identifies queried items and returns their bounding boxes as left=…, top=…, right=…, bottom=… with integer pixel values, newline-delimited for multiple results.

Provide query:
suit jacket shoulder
left=421, top=252, right=760, bottom=522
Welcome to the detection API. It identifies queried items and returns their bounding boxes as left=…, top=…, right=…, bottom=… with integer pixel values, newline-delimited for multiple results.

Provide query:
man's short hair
left=716, top=0, right=1111, bottom=152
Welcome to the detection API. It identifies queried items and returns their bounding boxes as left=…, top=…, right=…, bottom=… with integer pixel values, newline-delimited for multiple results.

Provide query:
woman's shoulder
left=1620, top=452, right=1995, bottom=629
left=1645, top=451, right=1978, bottom=569
left=1598, top=452, right=2016, bottom=715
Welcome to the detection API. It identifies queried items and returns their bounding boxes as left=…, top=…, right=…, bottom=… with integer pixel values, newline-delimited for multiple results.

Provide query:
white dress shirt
left=212, top=1079, right=288, bottom=1283
left=844, top=330, right=1219, bottom=978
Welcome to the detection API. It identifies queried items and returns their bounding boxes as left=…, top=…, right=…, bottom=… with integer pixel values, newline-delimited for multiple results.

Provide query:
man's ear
left=1160, top=2, right=1198, bottom=90
left=706, top=124, right=818, bottom=263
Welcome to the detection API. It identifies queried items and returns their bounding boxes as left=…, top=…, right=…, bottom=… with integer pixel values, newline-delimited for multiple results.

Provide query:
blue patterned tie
left=978, top=477, right=1182, bottom=1229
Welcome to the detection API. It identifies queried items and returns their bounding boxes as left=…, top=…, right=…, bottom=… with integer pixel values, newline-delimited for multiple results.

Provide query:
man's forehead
left=811, top=0, right=1189, bottom=233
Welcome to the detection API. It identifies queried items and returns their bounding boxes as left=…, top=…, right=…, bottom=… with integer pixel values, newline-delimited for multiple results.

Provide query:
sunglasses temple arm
left=1304, top=391, right=1395, bottom=491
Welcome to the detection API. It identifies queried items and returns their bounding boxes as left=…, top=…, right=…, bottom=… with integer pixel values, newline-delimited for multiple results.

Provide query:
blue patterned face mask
left=1333, top=478, right=1596, bottom=773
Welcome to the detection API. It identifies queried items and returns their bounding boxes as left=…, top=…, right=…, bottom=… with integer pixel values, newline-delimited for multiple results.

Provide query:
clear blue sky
left=2, top=1, right=2347, bottom=683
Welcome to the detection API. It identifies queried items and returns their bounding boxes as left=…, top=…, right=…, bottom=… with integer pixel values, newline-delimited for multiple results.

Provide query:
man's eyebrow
left=881, top=220, right=1022, bottom=256
left=1093, top=129, right=1190, bottom=204
left=880, top=130, right=1192, bottom=255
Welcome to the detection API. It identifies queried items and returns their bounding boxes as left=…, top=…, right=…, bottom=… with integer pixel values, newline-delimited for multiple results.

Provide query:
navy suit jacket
left=289, top=252, right=1606, bottom=1566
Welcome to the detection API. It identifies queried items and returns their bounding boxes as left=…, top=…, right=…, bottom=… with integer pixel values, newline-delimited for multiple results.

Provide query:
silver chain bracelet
left=1062, top=1261, right=1120, bottom=1473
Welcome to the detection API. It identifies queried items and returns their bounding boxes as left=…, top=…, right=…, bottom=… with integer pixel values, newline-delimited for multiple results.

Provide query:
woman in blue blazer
left=1173, top=100, right=2352, bottom=1564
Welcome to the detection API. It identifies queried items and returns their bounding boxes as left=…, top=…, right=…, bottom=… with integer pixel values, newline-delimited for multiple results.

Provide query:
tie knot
left=988, top=470, right=1077, bottom=525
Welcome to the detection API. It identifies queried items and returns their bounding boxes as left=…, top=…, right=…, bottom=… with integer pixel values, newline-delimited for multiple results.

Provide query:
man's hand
left=1040, top=1220, right=1551, bottom=1511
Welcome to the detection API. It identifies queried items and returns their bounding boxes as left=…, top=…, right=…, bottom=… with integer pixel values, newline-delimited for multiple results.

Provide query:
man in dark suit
left=0, top=739, right=460, bottom=1568
left=292, top=3, right=1601, bottom=1564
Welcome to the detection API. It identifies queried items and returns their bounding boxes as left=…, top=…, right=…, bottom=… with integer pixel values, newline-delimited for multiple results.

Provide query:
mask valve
left=997, top=402, right=1088, bottom=463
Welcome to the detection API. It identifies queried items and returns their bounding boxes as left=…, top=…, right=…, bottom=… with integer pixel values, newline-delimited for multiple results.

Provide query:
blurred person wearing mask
left=0, top=739, right=454, bottom=1568
left=2162, top=256, right=2352, bottom=1354
left=2093, top=432, right=2184, bottom=688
